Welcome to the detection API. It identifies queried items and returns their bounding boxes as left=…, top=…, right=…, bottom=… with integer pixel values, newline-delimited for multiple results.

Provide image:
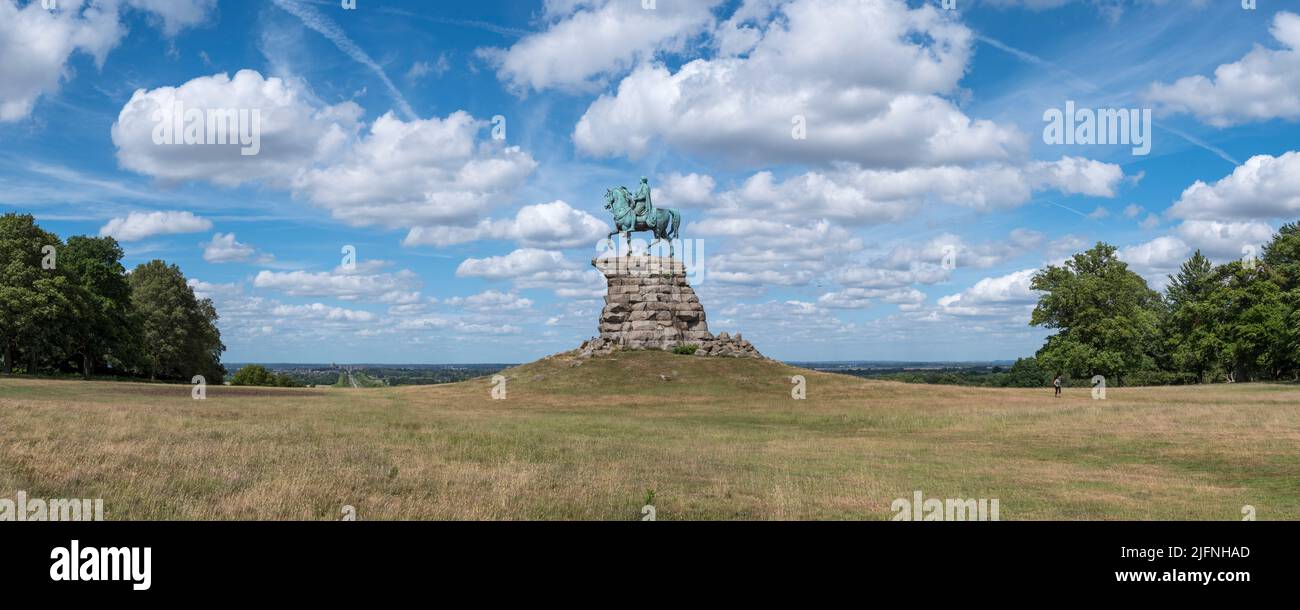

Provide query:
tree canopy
left=0, top=213, right=225, bottom=383
left=1030, top=223, right=1300, bottom=385
left=1030, top=243, right=1163, bottom=384
left=231, top=364, right=301, bottom=388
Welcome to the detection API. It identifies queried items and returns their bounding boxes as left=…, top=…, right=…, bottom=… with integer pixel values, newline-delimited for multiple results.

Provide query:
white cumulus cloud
left=480, top=0, right=723, bottom=93
left=1168, top=152, right=1300, bottom=221
left=271, top=303, right=376, bottom=323
left=0, top=0, right=214, bottom=122
left=656, top=172, right=717, bottom=209
left=456, top=248, right=602, bottom=296
left=403, top=200, right=606, bottom=249
left=443, top=290, right=534, bottom=311
left=1119, top=236, right=1192, bottom=288
left=1175, top=220, right=1275, bottom=260
left=112, top=71, right=538, bottom=233
left=705, top=157, right=1123, bottom=225
left=253, top=268, right=422, bottom=304
left=202, top=233, right=273, bottom=264
left=1147, top=12, right=1300, bottom=126
left=99, top=210, right=212, bottom=242
left=574, top=0, right=1024, bottom=167
left=936, top=269, right=1039, bottom=317
left=291, top=110, right=537, bottom=229
left=112, top=69, right=361, bottom=187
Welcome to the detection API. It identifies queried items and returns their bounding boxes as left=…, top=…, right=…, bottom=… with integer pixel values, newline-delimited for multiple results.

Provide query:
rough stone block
left=586, top=256, right=760, bottom=358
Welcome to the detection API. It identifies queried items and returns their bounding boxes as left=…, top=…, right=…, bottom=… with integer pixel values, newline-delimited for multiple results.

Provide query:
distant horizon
left=224, top=358, right=1023, bottom=368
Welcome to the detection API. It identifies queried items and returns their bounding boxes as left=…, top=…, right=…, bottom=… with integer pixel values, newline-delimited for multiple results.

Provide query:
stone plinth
left=593, top=256, right=709, bottom=348
left=578, top=257, right=762, bottom=358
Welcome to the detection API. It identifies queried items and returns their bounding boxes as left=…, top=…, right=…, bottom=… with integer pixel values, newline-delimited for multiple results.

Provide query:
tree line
left=1030, top=221, right=1300, bottom=385
left=230, top=364, right=301, bottom=387
left=0, top=213, right=226, bottom=383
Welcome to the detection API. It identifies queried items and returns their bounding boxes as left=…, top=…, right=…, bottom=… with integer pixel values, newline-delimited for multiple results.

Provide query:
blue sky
left=3, top=0, right=1300, bottom=363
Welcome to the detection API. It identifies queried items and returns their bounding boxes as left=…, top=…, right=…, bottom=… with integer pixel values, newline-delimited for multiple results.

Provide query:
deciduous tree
left=1030, top=242, right=1163, bottom=384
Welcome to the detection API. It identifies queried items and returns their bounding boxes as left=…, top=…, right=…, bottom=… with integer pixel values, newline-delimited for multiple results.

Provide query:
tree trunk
left=2, top=341, right=10, bottom=374
left=82, top=352, right=93, bottom=380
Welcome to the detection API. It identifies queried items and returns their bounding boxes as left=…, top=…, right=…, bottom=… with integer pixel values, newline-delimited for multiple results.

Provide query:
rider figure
left=632, top=176, right=651, bottom=222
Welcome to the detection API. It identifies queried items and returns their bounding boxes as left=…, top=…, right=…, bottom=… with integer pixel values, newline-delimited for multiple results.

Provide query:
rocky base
left=694, top=332, right=763, bottom=357
left=579, top=256, right=763, bottom=359
left=577, top=331, right=762, bottom=359
left=593, top=256, right=708, bottom=347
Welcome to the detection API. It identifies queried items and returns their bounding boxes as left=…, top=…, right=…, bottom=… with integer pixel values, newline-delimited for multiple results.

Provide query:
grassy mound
left=481, top=349, right=823, bottom=400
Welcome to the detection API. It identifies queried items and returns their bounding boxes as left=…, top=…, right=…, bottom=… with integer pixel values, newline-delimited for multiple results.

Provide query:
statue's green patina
left=603, top=177, right=682, bottom=257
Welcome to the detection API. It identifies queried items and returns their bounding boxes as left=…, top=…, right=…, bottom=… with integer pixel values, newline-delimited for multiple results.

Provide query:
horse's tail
left=669, top=208, right=681, bottom=240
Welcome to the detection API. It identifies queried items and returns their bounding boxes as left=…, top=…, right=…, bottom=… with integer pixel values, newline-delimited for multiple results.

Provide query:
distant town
left=222, top=363, right=515, bottom=388
left=223, top=360, right=1025, bottom=389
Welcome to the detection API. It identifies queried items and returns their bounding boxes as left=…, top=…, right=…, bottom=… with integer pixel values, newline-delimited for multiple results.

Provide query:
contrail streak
left=271, top=0, right=417, bottom=120
left=975, top=34, right=1098, bottom=94
left=1043, top=200, right=1090, bottom=219
left=977, top=33, right=1241, bottom=168
left=1156, top=123, right=1240, bottom=166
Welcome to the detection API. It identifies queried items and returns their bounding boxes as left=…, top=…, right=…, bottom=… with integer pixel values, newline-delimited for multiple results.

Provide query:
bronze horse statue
left=603, top=186, right=681, bottom=258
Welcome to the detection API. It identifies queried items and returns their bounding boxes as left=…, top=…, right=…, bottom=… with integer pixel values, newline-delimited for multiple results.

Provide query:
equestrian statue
left=603, top=177, right=682, bottom=258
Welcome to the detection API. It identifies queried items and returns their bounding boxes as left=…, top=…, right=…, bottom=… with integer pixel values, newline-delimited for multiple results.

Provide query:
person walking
left=1053, top=374, right=1062, bottom=398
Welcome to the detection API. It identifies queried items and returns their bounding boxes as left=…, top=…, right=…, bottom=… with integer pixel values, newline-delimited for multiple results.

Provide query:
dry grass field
left=2, top=350, right=1297, bottom=520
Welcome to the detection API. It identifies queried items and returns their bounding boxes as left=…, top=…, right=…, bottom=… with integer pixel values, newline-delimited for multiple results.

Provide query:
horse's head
left=603, top=189, right=613, bottom=209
